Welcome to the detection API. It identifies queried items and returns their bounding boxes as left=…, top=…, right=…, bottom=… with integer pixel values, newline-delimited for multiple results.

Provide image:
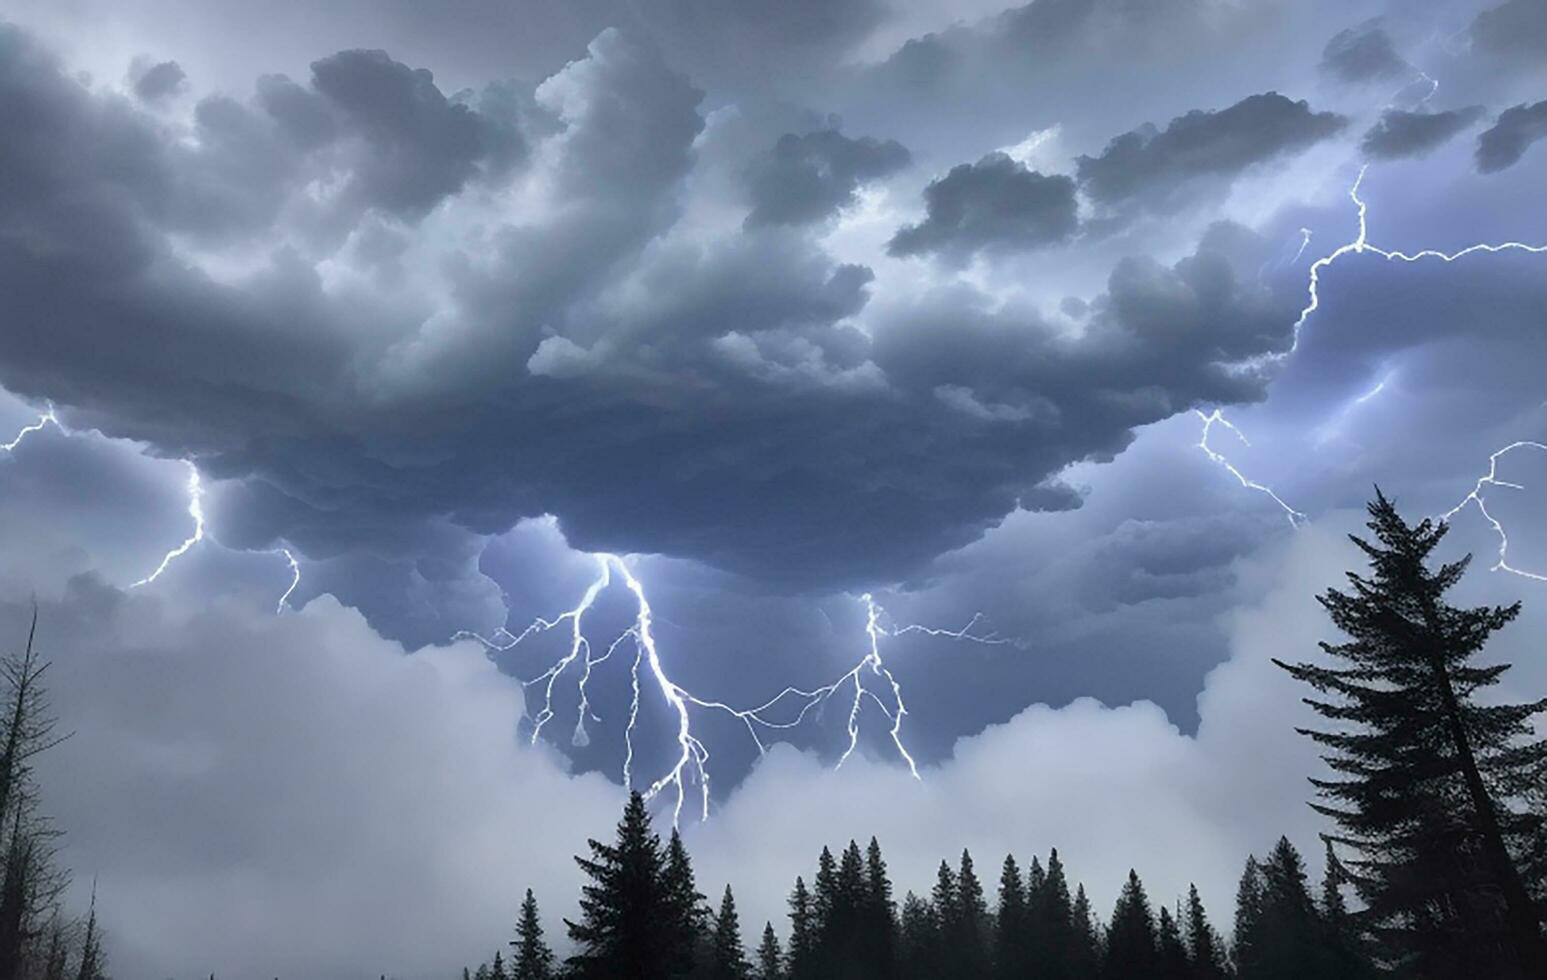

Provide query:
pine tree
left=489, top=950, right=508, bottom=980
left=1319, top=841, right=1376, bottom=980
left=1276, top=492, right=1547, bottom=976
left=1182, top=883, right=1227, bottom=980
left=863, top=837, right=897, bottom=978
left=665, top=828, right=709, bottom=975
left=1232, top=856, right=1267, bottom=976
left=1156, top=906, right=1190, bottom=980
left=930, top=861, right=959, bottom=976
left=1069, top=884, right=1101, bottom=979
left=787, top=876, right=815, bottom=980
left=511, top=888, right=555, bottom=980
left=897, top=892, right=935, bottom=980
left=994, top=854, right=1029, bottom=979
left=956, top=850, right=991, bottom=976
left=565, top=791, right=676, bottom=979
left=711, top=885, right=751, bottom=980
left=1104, top=870, right=1157, bottom=980
left=1039, top=849, right=1074, bottom=980
left=755, top=922, right=784, bottom=980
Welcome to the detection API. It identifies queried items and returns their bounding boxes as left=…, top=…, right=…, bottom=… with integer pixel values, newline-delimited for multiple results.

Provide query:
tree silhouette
left=710, top=885, right=750, bottom=980
left=755, top=921, right=783, bottom=980
left=565, top=792, right=678, bottom=979
left=1277, top=492, right=1547, bottom=976
left=1103, top=870, right=1156, bottom=980
left=510, top=889, right=554, bottom=980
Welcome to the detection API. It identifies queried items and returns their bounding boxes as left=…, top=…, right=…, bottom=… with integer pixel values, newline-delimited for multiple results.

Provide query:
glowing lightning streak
left=1, top=405, right=57, bottom=453
left=1436, top=442, right=1547, bottom=583
left=456, top=557, right=1004, bottom=822
left=131, top=461, right=205, bottom=587
left=1194, top=409, right=1307, bottom=527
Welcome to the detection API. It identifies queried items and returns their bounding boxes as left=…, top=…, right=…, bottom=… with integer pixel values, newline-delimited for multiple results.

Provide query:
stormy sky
left=0, top=0, right=1545, bottom=975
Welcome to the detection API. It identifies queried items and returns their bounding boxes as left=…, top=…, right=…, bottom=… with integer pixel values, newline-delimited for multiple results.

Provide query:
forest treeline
left=465, top=495, right=1547, bottom=980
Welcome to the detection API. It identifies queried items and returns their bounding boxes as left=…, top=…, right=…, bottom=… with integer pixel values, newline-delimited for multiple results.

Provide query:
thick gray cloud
left=1318, top=21, right=1409, bottom=84
left=0, top=21, right=1312, bottom=595
left=1477, top=100, right=1547, bottom=173
left=887, top=152, right=1077, bottom=258
left=129, top=58, right=186, bottom=102
left=1076, top=93, right=1346, bottom=214
left=744, top=129, right=910, bottom=226
left=1470, top=0, right=1547, bottom=67
left=1361, top=106, right=1486, bottom=160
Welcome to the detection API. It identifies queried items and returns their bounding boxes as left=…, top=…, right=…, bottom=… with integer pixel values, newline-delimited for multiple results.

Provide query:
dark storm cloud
left=1470, top=0, right=1547, bottom=66
left=1318, top=21, right=1409, bottom=84
left=307, top=48, right=523, bottom=217
left=887, top=153, right=1077, bottom=259
left=130, top=59, right=186, bottom=102
left=1360, top=107, right=1486, bottom=160
left=1477, top=100, right=1547, bottom=173
left=0, top=20, right=1305, bottom=596
left=744, top=129, right=910, bottom=227
left=1077, top=93, right=1346, bottom=214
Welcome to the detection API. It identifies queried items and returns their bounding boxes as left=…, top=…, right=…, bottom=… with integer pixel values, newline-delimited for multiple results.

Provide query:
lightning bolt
left=456, top=556, right=1002, bottom=822
left=272, top=547, right=302, bottom=613
left=1436, top=441, right=1547, bottom=583
left=1, top=404, right=58, bottom=453
left=1199, top=164, right=1547, bottom=528
left=1193, top=409, right=1306, bottom=527
left=131, top=461, right=206, bottom=587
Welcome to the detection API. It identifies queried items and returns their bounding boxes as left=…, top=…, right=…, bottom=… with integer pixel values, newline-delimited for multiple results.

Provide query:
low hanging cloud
left=1476, top=100, right=1547, bottom=173
left=1076, top=92, right=1346, bottom=214
left=1360, top=107, right=1486, bottom=161
left=887, top=152, right=1077, bottom=258
left=1318, top=21, right=1409, bottom=84
left=129, top=58, right=186, bottom=102
left=744, top=128, right=910, bottom=226
left=0, top=22, right=1307, bottom=598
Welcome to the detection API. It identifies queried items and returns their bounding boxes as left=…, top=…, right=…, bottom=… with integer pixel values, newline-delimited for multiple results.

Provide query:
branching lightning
left=456, top=556, right=1002, bottom=823
left=1437, top=441, right=1547, bottom=583
left=1193, top=409, right=1306, bottom=527
left=1197, top=164, right=1547, bottom=534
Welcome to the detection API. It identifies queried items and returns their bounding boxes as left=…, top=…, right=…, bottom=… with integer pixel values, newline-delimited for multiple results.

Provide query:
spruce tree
left=511, top=888, right=555, bottom=980
left=930, top=861, right=959, bottom=975
left=1320, top=841, right=1376, bottom=980
left=1182, top=883, right=1227, bottom=980
left=787, top=876, right=815, bottom=980
left=565, top=791, right=676, bottom=979
left=755, top=922, right=784, bottom=980
left=1277, top=492, right=1547, bottom=976
left=711, top=885, right=751, bottom=980
left=1156, top=906, right=1190, bottom=980
left=897, top=892, right=935, bottom=980
left=863, top=837, right=897, bottom=978
left=956, top=850, right=991, bottom=976
left=1069, top=884, right=1101, bottom=978
left=994, top=854, right=1029, bottom=979
left=489, top=951, right=507, bottom=980
left=1039, top=849, right=1074, bottom=980
left=74, top=885, right=104, bottom=980
left=1104, top=870, right=1157, bottom=980
left=1231, top=856, right=1264, bottom=975
left=664, top=829, right=709, bottom=975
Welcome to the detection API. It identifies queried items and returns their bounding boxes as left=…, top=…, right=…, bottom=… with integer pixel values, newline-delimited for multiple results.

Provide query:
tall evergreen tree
left=1069, top=884, right=1101, bottom=979
left=1276, top=492, right=1547, bottom=976
left=1039, top=849, right=1074, bottom=980
left=755, top=922, right=784, bottom=980
left=1237, top=838, right=1327, bottom=980
left=489, top=950, right=508, bottom=980
left=994, top=854, right=1029, bottom=980
left=711, top=885, right=751, bottom=980
left=897, top=893, right=935, bottom=980
left=510, top=888, right=555, bottom=980
left=1156, top=906, right=1191, bottom=980
left=565, top=792, right=677, bottom=979
left=1231, top=856, right=1264, bottom=976
left=1182, top=883, right=1227, bottom=980
left=863, top=837, right=897, bottom=979
left=664, top=829, right=709, bottom=976
left=956, top=850, right=991, bottom=976
left=786, top=877, right=815, bottom=980
left=73, top=886, right=102, bottom=980
left=930, top=861, right=959, bottom=976
left=1104, top=870, right=1157, bottom=980
left=1320, top=841, right=1376, bottom=980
